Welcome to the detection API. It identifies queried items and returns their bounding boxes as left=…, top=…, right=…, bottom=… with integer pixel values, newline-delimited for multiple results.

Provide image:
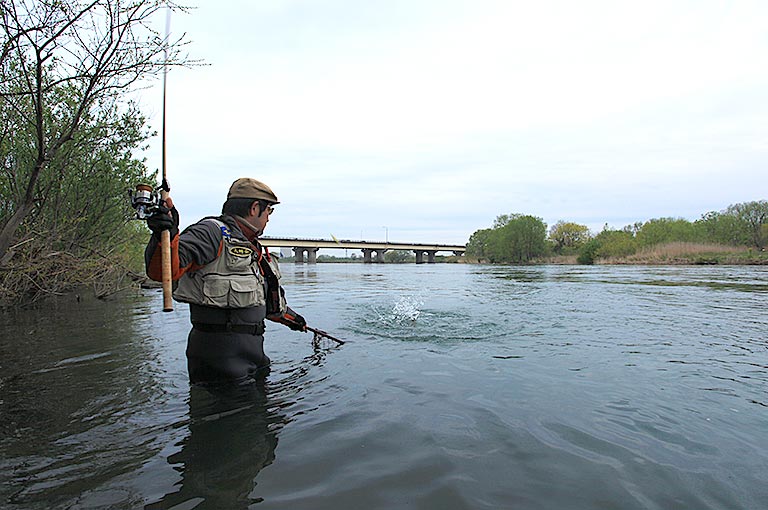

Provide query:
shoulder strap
left=199, top=217, right=230, bottom=240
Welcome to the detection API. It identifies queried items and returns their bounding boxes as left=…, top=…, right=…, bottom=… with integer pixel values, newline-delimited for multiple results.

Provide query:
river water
left=1, top=264, right=766, bottom=509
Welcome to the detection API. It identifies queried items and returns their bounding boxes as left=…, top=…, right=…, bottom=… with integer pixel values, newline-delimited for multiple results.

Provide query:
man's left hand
left=286, top=310, right=307, bottom=331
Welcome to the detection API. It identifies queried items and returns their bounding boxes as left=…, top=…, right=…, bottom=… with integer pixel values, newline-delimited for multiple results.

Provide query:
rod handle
left=160, top=229, right=173, bottom=312
left=160, top=188, right=173, bottom=312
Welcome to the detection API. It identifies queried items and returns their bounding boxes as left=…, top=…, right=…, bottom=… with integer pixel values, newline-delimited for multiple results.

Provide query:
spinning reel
left=129, top=183, right=167, bottom=220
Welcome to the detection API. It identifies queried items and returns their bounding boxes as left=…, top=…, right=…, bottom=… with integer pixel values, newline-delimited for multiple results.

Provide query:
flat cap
left=227, top=177, right=279, bottom=203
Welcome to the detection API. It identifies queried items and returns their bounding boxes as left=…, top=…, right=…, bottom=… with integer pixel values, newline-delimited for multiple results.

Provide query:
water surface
left=1, top=264, right=766, bottom=509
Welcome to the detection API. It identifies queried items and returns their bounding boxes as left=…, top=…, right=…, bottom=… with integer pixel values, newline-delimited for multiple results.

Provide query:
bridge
left=260, top=237, right=466, bottom=263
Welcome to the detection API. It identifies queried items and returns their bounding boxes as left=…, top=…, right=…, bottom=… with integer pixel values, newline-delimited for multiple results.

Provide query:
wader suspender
left=258, top=247, right=284, bottom=316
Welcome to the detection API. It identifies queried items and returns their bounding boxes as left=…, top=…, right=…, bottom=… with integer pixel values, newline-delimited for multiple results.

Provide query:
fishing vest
left=174, top=218, right=285, bottom=313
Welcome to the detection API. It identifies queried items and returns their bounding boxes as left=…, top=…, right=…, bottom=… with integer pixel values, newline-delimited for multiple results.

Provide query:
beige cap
left=227, top=177, right=279, bottom=203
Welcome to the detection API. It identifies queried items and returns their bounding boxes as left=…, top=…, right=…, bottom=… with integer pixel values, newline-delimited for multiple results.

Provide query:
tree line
left=0, top=1, right=188, bottom=305
left=466, top=201, right=768, bottom=264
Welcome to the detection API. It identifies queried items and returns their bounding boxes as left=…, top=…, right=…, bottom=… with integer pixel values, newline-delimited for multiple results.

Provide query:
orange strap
left=147, top=235, right=224, bottom=282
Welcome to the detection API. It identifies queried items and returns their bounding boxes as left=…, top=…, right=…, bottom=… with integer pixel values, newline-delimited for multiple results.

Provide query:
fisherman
left=144, top=177, right=306, bottom=385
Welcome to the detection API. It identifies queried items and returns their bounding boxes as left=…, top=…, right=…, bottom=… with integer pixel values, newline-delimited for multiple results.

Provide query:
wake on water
left=348, top=294, right=495, bottom=343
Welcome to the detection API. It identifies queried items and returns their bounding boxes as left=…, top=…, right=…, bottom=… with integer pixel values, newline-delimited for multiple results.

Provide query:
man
left=145, top=177, right=306, bottom=386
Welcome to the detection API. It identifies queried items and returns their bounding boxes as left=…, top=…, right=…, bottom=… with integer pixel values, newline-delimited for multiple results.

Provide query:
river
left=1, top=264, right=766, bottom=509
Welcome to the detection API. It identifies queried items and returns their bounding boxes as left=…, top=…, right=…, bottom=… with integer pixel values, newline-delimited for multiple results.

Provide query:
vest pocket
left=229, top=278, right=264, bottom=308
left=202, top=277, right=264, bottom=308
left=201, top=278, right=229, bottom=307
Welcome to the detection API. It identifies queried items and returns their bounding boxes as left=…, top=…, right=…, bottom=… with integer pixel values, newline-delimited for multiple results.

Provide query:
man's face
left=249, top=201, right=273, bottom=234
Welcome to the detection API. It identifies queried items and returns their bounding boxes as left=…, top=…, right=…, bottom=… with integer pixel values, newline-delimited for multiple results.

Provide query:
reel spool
left=129, top=183, right=161, bottom=219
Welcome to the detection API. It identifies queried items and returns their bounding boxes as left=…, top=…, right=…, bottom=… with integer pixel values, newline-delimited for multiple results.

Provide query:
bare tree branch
left=0, top=0, right=192, bottom=260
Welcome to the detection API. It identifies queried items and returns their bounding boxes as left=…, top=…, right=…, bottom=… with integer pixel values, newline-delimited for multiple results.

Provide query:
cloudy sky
left=139, top=0, right=768, bottom=245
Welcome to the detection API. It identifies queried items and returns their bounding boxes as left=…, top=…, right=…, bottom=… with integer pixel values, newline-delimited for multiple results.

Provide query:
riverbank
left=0, top=248, right=145, bottom=307
left=4, top=243, right=766, bottom=309
left=592, top=242, right=767, bottom=265
left=480, top=243, right=768, bottom=265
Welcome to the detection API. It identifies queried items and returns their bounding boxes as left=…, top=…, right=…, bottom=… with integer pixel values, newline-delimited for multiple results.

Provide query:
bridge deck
left=260, top=237, right=465, bottom=253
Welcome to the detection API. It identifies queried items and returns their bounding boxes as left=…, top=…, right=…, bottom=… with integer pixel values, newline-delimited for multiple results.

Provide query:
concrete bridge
left=260, top=237, right=466, bottom=264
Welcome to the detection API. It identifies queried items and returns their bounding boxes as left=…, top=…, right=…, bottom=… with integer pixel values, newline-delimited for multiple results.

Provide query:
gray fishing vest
left=174, top=219, right=282, bottom=310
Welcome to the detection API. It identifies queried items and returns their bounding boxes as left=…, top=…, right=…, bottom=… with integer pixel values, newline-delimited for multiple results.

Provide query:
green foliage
left=695, top=211, right=745, bottom=246
left=38, top=103, right=153, bottom=249
left=384, top=250, right=413, bottom=263
left=0, top=0, right=187, bottom=296
left=695, top=201, right=768, bottom=248
left=576, top=227, right=637, bottom=263
left=725, top=201, right=768, bottom=249
left=549, top=220, right=591, bottom=254
left=479, top=200, right=768, bottom=265
left=594, top=228, right=637, bottom=258
left=492, top=214, right=513, bottom=228
left=468, top=214, right=548, bottom=263
left=0, top=56, right=155, bottom=301
left=635, top=218, right=698, bottom=247
left=571, top=201, right=768, bottom=264
left=577, top=238, right=600, bottom=264
left=2, top=83, right=154, bottom=249
left=466, top=228, right=492, bottom=258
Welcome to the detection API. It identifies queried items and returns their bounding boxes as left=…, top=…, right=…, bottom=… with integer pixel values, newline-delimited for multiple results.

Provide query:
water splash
left=371, top=296, right=424, bottom=326
left=391, top=296, right=423, bottom=324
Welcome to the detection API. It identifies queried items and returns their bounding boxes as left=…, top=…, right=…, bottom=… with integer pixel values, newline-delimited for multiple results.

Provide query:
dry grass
left=604, top=242, right=748, bottom=265
left=0, top=236, right=145, bottom=307
left=638, top=242, right=742, bottom=256
left=539, top=255, right=578, bottom=264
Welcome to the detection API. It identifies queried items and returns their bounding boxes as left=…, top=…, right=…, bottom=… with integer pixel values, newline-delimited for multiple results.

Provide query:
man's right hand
left=147, top=202, right=179, bottom=238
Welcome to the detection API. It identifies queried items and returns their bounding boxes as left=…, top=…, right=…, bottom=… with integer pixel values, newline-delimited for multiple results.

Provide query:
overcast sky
left=139, top=0, right=768, bottom=245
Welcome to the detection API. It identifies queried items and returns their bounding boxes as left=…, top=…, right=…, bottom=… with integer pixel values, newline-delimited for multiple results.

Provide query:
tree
left=635, top=217, right=697, bottom=247
left=725, top=201, right=768, bottom=249
left=577, top=238, right=600, bottom=264
left=492, top=214, right=512, bottom=228
left=695, top=201, right=768, bottom=248
left=384, top=250, right=411, bottom=263
left=32, top=98, right=152, bottom=250
left=468, top=215, right=548, bottom=263
left=466, top=228, right=492, bottom=258
left=548, top=220, right=591, bottom=254
left=486, top=214, right=547, bottom=263
left=696, top=210, right=748, bottom=246
left=0, top=0, right=188, bottom=261
left=593, top=227, right=637, bottom=259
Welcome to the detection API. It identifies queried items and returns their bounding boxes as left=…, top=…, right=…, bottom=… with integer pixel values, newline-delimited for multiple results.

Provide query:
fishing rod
left=158, top=7, right=173, bottom=312
left=129, top=8, right=173, bottom=312
left=278, top=308, right=345, bottom=345
left=306, top=326, right=345, bottom=345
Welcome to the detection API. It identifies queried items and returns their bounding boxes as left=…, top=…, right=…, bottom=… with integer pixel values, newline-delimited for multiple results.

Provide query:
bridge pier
left=362, top=248, right=386, bottom=263
left=293, top=247, right=319, bottom=263
left=414, top=250, right=437, bottom=264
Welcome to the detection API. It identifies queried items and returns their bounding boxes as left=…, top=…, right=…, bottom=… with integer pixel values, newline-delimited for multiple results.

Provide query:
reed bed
left=605, top=242, right=750, bottom=265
